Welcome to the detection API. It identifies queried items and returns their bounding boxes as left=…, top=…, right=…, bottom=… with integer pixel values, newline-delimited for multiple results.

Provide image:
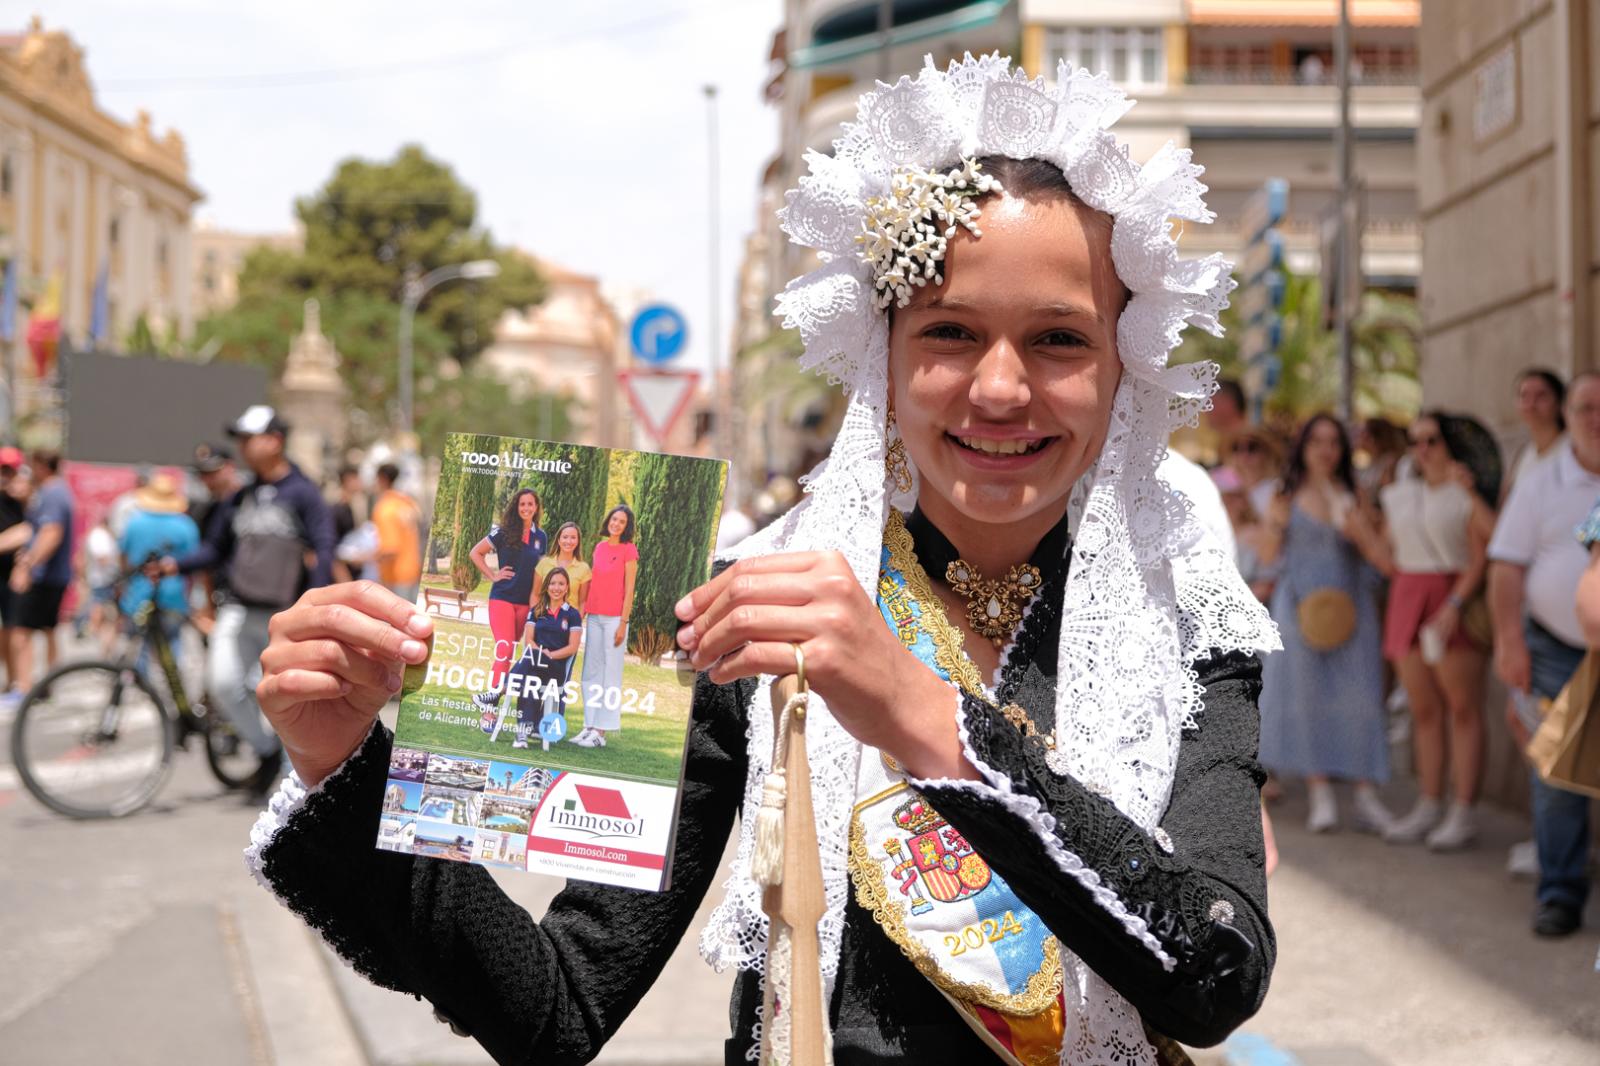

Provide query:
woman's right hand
left=495, top=566, right=516, bottom=581
left=257, top=581, right=434, bottom=787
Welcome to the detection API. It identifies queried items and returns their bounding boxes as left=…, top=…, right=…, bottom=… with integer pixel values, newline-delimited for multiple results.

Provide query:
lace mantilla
left=699, top=53, right=1279, bottom=1065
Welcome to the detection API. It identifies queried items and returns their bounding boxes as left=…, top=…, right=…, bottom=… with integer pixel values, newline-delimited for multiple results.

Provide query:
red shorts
left=1382, top=571, right=1473, bottom=663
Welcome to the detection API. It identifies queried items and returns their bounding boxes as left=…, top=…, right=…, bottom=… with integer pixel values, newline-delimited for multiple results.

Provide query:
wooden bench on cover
left=423, top=587, right=471, bottom=619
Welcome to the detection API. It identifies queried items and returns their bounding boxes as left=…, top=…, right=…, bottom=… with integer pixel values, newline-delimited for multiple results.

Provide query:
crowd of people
left=1192, top=369, right=1594, bottom=939
left=0, top=403, right=430, bottom=803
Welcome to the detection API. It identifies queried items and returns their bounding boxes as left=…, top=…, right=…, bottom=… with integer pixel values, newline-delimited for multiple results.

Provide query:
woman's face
left=1408, top=417, right=1447, bottom=475
left=1517, top=376, right=1560, bottom=429
left=888, top=192, right=1126, bottom=532
left=547, top=574, right=568, bottom=604
left=607, top=510, right=628, bottom=537
left=1228, top=437, right=1270, bottom=481
left=1302, top=419, right=1344, bottom=479
left=558, top=526, right=579, bottom=554
left=518, top=494, right=538, bottom=523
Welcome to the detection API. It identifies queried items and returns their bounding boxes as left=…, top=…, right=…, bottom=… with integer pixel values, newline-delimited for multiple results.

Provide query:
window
left=1045, top=27, right=1165, bottom=90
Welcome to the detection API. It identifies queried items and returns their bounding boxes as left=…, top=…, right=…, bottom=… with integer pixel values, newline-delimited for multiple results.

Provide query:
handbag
left=1527, top=651, right=1600, bottom=798
left=1297, top=587, right=1357, bottom=652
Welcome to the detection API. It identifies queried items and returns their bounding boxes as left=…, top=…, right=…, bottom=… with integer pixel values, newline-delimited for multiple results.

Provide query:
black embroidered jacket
left=253, top=523, right=1274, bottom=1065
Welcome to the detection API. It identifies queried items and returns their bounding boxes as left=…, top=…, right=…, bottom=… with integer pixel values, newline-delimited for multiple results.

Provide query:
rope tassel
left=757, top=651, right=832, bottom=1066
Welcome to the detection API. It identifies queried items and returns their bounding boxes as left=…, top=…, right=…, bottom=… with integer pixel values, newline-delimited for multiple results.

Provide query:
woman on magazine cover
left=250, top=56, right=1280, bottom=1066
left=470, top=488, right=546, bottom=712
left=572, top=505, right=637, bottom=748
left=511, top=567, right=582, bottom=750
left=535, top=522, right=591, bottom=616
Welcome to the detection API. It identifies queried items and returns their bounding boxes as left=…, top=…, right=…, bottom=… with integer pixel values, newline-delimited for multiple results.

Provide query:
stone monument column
left=277, top=298, right=346, bottom=482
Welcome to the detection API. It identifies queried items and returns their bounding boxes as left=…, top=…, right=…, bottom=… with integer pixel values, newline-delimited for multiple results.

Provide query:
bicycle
left=9, top=572, right=265, bottom=818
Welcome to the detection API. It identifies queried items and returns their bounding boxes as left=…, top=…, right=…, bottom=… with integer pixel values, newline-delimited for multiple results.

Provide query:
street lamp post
left=397, top=258, right=501, bottom=443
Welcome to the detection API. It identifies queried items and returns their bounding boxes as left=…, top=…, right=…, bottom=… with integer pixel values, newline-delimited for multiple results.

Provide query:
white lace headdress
left=700, top=54, right=1279, bottom=1061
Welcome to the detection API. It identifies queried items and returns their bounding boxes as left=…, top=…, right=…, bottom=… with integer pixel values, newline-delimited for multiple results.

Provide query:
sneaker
left=594, top=731, right=607, bottom=747
left=1425, top=804, right=1477, bottom=851
left=1507, top=839, right=1539, bottom=880
left=570, top=728, right=594, bottom=746
left=1532, top=899, right=1582, bottom=937
left=1307, top=781, right=1337, bottom=833
left=1352, top=787, right=1396, bottom=835
left=472, top=690, right=501, bottom=711
left=1384, top=796, right=1441, bottom=845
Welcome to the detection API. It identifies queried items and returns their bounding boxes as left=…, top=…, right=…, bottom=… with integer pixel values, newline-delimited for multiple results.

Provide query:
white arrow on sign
left=619, top=369, right=700, bottom=446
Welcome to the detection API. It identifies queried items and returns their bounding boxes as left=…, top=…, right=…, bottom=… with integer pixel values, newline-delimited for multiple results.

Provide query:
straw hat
left=134, top=473, right=188, bottom=514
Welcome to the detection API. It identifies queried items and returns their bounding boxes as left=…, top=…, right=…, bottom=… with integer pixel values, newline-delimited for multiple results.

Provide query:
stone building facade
left=1417, top=0, right=1597, bottom=441
left=0, top=17, right=201, bottom=357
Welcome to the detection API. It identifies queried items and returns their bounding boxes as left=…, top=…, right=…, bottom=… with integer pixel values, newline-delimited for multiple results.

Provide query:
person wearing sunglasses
left=1362, top=414, right=1498, bottom=850
left=1221, top=428, right=1282, bottom=529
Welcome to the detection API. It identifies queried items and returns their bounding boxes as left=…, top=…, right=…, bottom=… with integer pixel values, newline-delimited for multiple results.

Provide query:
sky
left=42, top=0, right=786, bottom=372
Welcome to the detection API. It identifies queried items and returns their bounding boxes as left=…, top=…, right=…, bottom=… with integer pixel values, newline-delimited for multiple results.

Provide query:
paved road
left=1, top=643, right=1597, bottom=1065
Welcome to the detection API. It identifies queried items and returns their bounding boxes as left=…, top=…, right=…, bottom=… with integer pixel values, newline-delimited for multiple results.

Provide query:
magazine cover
left=376, top=433, right=727, bottom=891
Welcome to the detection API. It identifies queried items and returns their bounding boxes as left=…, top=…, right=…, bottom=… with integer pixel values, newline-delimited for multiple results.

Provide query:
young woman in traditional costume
left=249, top=56, right=1279, bottom=1065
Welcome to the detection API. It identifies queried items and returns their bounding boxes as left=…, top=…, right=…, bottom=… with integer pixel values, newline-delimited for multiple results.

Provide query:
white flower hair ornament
left=702, top=55, right=1280, bottom=1063
left=857, top=157, right=1000, bottom=309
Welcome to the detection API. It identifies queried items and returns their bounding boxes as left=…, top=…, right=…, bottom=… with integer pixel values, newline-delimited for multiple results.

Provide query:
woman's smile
left=945, top=428, right=1058, bottom=468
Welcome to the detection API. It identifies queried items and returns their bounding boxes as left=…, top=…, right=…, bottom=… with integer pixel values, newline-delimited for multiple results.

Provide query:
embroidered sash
left=849, top=511, right=1065, bottom=1065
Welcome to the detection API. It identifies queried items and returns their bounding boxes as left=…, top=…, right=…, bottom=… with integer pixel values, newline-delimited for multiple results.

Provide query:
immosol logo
left=543, top=784, right=644, bottom=839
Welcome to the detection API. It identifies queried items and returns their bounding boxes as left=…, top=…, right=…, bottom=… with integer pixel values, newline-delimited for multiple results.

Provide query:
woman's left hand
left=614, top=622, right=626, bottom=648
left=675, top=551, right=967, bottom=772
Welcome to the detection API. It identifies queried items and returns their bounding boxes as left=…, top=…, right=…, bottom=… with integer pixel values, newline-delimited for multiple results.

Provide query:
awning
left=790, top=0, right=1012, bottom=70
left=1186, top=1, right=1418, bottom=27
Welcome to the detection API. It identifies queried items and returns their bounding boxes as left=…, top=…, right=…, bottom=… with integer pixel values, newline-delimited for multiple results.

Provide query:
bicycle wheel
left=10, top=661, right=174, bottom=818
left=199, top=707, right=260, bottom=789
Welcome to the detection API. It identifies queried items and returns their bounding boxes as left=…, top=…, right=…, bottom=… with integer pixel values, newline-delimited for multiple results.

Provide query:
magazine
left=376, top=433, right=727, bottom=891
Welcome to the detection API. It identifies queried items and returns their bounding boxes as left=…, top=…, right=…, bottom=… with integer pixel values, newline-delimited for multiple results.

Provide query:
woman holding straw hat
left=246, top=56, right=1279, bottom=1065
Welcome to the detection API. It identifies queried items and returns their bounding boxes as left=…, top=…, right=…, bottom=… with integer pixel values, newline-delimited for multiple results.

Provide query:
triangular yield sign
left=619, top=369, right=700, bottom=445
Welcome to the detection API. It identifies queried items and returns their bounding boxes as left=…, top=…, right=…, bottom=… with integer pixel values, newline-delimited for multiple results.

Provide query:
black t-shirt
left=0, top=492, right=26, bottom=578
left=332, top=501, right=356, bottom=544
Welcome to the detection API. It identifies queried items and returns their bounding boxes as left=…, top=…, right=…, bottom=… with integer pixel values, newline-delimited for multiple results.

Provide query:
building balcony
left=791, top=0, right=1016, bottom=70
left=1186, top=63, right=1416, bottom=87
left=1132, top=80, right=1419, bottom=133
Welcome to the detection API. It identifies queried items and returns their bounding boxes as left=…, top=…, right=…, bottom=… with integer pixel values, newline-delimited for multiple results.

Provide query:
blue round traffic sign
left=629, top=304, right=688, bottom=364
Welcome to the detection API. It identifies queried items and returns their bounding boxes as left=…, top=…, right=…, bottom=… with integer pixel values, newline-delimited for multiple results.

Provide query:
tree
left=626, top=453, right=727, bottom=661
left=1173, top=271, right=1421, bottom=423
left=193, top=145, right=552, bottom=444
left=447, top=434, right=503, bottom=592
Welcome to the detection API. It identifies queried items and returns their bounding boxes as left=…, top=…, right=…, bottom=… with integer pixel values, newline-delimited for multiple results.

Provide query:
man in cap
left=8, top=450, right=74, bottom=694
left=166, top=405, right=335, bottom=796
